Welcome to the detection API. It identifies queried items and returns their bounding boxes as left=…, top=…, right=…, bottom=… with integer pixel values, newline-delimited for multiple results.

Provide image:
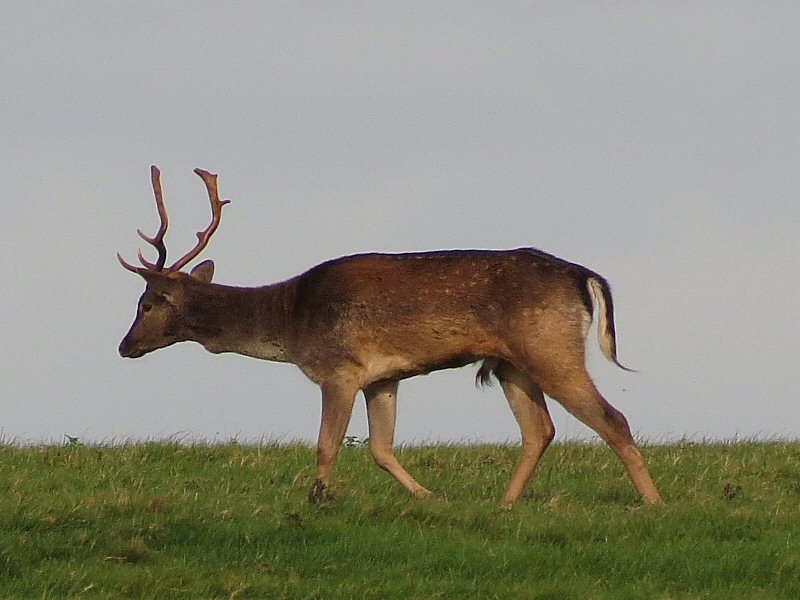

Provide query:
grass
left=0, top=440, right=798, bottom=599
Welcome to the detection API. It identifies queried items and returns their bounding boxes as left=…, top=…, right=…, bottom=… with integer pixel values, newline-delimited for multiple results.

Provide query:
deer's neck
left=184, top=280, right=295, bottom=363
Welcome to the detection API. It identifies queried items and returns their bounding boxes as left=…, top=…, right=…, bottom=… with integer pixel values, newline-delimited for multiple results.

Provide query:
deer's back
left=283, top=249, right=596, bottom=383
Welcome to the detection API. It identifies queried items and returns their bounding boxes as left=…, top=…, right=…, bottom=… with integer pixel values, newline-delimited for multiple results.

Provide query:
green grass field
left=1, top=441, right=798, bottom=599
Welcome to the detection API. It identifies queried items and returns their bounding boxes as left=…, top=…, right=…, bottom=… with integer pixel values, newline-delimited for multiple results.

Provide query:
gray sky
left=3, top=3, right=799, bottom=445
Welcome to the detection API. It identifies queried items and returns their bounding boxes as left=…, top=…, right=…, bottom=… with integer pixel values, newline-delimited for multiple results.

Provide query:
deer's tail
left=586, top=276, right=634, bottom=372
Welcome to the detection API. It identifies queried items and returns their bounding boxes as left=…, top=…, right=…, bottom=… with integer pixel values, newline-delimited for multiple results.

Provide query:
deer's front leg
left=364, top=380, right=432, bottom=497
left=309, top=380, right=359, bottom=503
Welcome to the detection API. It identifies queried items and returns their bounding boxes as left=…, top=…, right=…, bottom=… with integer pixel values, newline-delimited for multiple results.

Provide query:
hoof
left=413, top=487, right=434, bottom=499
left=308, top=479, right=334, bottom=504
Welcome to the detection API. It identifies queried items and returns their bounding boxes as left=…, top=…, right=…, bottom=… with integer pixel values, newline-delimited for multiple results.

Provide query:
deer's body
left=165, top=249, right=590, bottom=381
left=119, top=167, right=662, bottom=505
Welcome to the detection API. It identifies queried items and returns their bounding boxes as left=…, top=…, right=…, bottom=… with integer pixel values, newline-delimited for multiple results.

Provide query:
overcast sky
left=3, top=3, right=799, bottom=446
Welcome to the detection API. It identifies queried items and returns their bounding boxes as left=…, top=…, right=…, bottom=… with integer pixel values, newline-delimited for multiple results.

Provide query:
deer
left=118, top=166, right=662, bottom=506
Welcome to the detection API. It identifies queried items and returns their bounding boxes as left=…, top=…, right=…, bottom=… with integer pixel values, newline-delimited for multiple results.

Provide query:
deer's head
left=118, top=166, right=229, bottom=358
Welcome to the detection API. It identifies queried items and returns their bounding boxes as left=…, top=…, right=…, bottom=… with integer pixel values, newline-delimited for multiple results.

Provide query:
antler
left=118, top=166, right=230, bottom=274
left=166, top=169, right=231, bottom=273
left=136, top=165, right=169, bottom=270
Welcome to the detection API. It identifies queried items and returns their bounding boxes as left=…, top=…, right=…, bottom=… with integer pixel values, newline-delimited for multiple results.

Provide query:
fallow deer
left=119, top=166, right=662, bottom=505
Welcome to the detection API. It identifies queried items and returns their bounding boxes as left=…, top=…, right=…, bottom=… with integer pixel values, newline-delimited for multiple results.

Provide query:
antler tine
left=165, top=168, right=231, bottom=273
left=117, top=165, right=169, bottom=273
left=135, top=165, right=169, bottom=271
left=136, top=249, right=159, bottom=271
left=117, top=252, right=142, bottom=273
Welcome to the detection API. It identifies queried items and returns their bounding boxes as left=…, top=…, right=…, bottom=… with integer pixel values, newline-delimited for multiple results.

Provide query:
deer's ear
left=189, top=259, right=215, bottom=283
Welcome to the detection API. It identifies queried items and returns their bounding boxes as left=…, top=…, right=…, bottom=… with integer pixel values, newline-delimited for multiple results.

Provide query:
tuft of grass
left=0, top=441, right=798, bottom=599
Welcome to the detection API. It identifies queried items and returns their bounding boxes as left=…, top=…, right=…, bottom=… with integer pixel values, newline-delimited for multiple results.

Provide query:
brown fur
left=119, top=169, right=662, bottom=504
left=121, top=250, right=662, bottom=504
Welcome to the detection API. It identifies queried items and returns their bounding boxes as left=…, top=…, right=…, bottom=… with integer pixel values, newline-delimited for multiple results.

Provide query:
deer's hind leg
left=530, top=355, right=662, bottom=504
left=363, top=380, right=432, bottom=497
left=489, top=360, right=556, bottom=505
